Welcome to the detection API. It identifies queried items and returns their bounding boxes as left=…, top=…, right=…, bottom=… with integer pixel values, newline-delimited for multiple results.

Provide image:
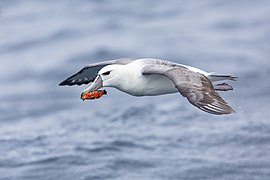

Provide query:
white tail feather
left=207, top=73, right=238, bottom=82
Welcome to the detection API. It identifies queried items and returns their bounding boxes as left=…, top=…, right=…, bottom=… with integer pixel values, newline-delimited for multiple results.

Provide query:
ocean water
left=0, top=0, right=270, bottom=179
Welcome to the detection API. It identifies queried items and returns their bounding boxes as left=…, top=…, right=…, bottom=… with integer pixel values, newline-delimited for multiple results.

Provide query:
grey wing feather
left=141, top=59, right=235, bottom=115
left=59, top=58, right=134, bottom=86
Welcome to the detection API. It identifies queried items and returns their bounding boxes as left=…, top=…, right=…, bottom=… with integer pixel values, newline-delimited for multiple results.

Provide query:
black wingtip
left=59, top=80, right=67, bottom=86
left=58, top=78, right=90, bottom=86
left=59, top=79, right=76, bottom=86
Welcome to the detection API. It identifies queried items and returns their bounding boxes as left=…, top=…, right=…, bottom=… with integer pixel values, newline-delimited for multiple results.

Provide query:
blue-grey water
left=0, top=0, right=270, bottom=179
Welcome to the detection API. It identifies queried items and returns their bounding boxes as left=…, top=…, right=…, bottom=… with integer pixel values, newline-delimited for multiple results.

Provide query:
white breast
left=134, top=74, right=178, bottom=96
left=115, top=69, right=178, bottom=96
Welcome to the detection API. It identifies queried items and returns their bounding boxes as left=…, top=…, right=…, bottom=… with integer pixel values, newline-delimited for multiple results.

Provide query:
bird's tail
left=207, top=73, right=238, bottom=82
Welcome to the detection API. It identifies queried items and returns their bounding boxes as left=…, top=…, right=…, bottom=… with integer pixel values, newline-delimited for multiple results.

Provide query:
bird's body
left=60, top=58, right=237, bottom=115
left=102, top=60, right=178, bottom=96
left=130, top=73, right=178, bottom=96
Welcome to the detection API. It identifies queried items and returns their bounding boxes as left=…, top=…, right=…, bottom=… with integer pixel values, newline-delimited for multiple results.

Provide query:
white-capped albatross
left=59, top=58, right=237, bottom=115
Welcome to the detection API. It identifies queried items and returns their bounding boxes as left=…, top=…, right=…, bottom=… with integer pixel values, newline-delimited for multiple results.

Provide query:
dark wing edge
left=59, top=58, right=134, bottom=86
left=141, top=60, right=235, bottom=115
left=59, top=64, right=107, bottom=86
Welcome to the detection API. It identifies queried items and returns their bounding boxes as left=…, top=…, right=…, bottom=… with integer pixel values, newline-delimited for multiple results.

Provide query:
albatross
left=59, top=58, right=237, bottom=115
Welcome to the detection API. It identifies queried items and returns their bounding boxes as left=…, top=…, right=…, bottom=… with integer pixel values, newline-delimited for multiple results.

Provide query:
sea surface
left=0, top=0, right=270, bottom=179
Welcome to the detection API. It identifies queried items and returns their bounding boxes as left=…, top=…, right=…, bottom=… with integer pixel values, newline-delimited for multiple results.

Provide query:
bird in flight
left=59, top=58, right=237, bottom=115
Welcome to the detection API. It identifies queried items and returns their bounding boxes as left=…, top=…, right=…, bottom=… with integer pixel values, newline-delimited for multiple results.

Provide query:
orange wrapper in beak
left=81, top=90, right=107, bottom=100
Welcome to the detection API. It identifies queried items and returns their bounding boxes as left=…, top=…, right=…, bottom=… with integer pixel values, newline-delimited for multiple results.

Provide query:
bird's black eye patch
left=102, top=71, right=111, bottom=76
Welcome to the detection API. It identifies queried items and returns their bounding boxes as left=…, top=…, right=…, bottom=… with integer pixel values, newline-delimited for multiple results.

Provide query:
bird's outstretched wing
left=141, top=59, right=235, bottom=115
left=59, top=58, right=134, bottom=86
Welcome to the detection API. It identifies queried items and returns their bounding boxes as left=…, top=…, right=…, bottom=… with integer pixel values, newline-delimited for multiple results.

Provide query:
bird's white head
left=98, top=64, right=124, bottom=87
left=81, top=65, right=123, bottom=99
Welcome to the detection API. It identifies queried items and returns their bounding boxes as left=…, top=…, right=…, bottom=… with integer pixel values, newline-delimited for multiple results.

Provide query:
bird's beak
left=81, top=75, right=103, bottom=100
